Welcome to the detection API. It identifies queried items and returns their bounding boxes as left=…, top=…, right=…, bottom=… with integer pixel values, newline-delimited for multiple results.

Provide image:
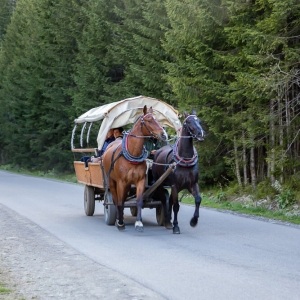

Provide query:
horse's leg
left=135, top=180, right=145, bottom=232
left=165, top=189, right=173, bottom=229
left=189, top=183, right=202, bottom=227
left=115, top=182, right=127, bottom=231
left=109, top=179, right=121, bottom=224
left=171, top=186, right=180, bottom=234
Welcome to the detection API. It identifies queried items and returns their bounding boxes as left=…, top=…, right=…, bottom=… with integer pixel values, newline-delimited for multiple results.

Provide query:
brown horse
left=152, top=110, right=205, bottom=234
left=102, top=105, right=167, bottom=231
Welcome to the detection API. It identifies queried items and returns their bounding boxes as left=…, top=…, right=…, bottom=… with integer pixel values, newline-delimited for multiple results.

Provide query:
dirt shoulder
left=0, top=204, right=165, bottom=300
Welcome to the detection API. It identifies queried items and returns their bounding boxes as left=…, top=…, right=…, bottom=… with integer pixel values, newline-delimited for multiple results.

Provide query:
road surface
left=0, top=170, right=299, bottom=300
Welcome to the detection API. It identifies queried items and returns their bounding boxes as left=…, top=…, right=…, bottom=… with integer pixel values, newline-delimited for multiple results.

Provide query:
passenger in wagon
left=90, top=129, right=115, bottom=163
left=113, top=127, right=124, bottom=140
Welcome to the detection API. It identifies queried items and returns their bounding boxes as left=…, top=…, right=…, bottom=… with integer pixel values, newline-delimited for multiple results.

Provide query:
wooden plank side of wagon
left=73, top=161, right=105, bottom=189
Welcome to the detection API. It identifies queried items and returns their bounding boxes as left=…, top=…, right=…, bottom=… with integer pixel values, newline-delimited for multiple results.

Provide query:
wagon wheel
left=104, top=191, right=117, bottom=225
left=130, top=207, right=137, bottom=217
left=156, top=204, right=164, bottom=226
left=156, top=189, right=169, bottom=226
left=84, top=185, right=95, bottom=216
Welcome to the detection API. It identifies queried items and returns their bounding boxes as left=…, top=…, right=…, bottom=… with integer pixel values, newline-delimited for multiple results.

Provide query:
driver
left=144, top=137, right=168, bottom=185
left=90, top=129, right=115, bottom=162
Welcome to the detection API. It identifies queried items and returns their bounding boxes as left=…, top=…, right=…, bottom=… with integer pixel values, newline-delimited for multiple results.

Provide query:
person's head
left=113, top=127, right=123, bottom=138
left=106, top=129, right=114, bottom=139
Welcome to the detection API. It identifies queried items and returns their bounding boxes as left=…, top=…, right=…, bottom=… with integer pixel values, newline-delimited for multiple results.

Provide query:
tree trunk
left=269, top=98, right=275, bottom=184
left=279, top=96, right=284, bottom=183
left=242, top=130, right=248, bottom=186
left=250, top=136, right=256, bottom=188
left=234, top=136, right=242, bottom=187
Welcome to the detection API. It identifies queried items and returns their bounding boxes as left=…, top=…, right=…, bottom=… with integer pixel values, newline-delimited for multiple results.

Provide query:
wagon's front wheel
left=104, top=191, right=117, bottom=225
left=156, top=189, right=171, bottom=227
left=156, top=204, right=165, bottom=226
left=84, top=185, right=95, bottom=216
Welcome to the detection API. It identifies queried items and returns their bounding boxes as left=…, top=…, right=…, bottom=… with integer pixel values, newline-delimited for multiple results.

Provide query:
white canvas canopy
left=74, top=95, right=182, bottom=149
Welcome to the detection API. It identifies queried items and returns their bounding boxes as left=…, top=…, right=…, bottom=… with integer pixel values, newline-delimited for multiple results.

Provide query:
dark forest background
left=1, top=0, right=300, bottom=197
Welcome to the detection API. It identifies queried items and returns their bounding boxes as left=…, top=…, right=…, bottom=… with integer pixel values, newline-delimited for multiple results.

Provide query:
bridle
left=140, top=113, right=163, bottom=139
left=120, top=113, right=162, bottom=164
left=172, top=114, right=200, bottom=167
left=182, top=115, right=202, bottom=139
left=128, top=113, right=163, bottom=139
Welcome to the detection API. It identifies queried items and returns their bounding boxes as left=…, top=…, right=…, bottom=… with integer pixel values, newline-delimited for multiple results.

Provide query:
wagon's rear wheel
left=84, top=185, right=95, bottom=216
left=156, top=189, right=169, bottom=226
left=130, top=207, right=137, bottom=217
left=104, top=191, right=117, bottom=225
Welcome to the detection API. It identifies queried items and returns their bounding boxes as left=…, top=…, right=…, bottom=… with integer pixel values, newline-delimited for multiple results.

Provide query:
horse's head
left=183, top=109, right=205, bottom=141
left=141, top=105, right=167, bottom=141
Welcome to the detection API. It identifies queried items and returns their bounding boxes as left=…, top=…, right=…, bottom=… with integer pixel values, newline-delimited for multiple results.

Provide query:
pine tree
left=111, top=0, right=173, bottom=102
left=0, top=0, right=82, bottom=171
left=163, top=0, right=233, bottom=184
left=0, top=0, right=15, bottom=41
left=71, top=0, right=117, bottom=115
left=224, top=0, right=300, bottom=185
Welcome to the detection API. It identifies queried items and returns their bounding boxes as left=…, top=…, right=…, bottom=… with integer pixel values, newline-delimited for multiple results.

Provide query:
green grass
left=181, top=193, right=300, bottom=225
left=0, top=164, right=77, bottom=183
left=0, top=282, right=10, bottom=294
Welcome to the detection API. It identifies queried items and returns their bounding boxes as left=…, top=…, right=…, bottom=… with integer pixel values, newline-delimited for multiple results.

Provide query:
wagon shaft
left=142, top=162, right=176, bottom=200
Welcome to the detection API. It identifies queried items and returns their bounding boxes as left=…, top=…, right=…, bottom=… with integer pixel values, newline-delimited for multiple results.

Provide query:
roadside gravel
left=0, top=204, right=165, bottom=300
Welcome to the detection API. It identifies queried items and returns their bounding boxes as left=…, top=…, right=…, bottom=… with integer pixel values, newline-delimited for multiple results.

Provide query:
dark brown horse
left=102, top=105, right=167, bottom=232
left=152, top=110, right=205, bottom=234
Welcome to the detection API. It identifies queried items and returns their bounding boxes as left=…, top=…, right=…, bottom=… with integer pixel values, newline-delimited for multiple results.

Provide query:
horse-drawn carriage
left=72, top=95, right=205, bottom=233
left=71, top=95, right=182, bottom=228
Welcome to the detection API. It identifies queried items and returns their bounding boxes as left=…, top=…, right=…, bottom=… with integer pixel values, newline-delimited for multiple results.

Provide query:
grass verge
left=0, top=164, right=77, bottom=183
left=180, top=192, right=300, bottom=225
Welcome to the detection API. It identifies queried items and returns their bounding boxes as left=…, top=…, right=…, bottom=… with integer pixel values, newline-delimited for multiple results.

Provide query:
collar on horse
left=122, top=133, right=148, bottom=164
left=172, top=138, right=198, bottom=167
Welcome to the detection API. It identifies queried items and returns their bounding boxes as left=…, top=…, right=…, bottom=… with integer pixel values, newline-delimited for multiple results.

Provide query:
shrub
left=255, top=180, right=276, bottom=200
left=212, top=191, right=227, bottom=203
left=275, top=189, right=296, bottom=209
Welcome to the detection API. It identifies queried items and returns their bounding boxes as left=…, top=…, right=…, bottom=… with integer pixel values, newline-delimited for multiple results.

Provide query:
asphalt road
left=0, top=170, right=300, bottom=300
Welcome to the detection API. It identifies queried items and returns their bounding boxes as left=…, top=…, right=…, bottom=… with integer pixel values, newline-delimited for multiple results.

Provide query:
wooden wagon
left=71, top=95, right=182, bottom=226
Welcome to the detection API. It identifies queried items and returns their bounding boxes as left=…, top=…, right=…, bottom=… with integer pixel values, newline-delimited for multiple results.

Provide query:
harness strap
left=173, top=138, right=198, bottom=167
left=183, top=115, right=198, bottom=139
left=103, top=145, right=123, bottom=199
left=106, top=144, right=123, bottom=183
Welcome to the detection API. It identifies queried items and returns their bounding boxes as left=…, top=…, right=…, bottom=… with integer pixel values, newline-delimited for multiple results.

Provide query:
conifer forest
left=1, top=0, right=300, bottom=196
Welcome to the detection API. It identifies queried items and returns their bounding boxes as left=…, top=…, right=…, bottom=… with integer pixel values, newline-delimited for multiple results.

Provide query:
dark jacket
left=144, top=138, right=167, bottom=159
left=98, top=136, right=115, bottom=156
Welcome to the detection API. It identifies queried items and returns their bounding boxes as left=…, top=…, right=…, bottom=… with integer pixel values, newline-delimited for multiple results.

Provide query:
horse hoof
left=115, top=220, right=125, bottom=231
left=135, top=221, right=144, bottom=232
left=190, top=217, right=198, bottom=227
left=164, top=222, right=173, bottom=229
left=173, top=226, right=180, bottom=234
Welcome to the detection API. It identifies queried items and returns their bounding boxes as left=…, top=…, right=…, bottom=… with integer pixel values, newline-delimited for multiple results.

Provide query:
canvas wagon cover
left=74, top=95, right=181, bottom=149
